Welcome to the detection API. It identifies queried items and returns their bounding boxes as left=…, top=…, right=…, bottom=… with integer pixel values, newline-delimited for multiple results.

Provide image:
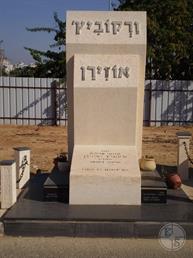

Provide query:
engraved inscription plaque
left=74, top=54, right=139, bottom=88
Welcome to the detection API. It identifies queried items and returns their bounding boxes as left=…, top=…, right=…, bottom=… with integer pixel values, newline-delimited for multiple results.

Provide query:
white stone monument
left=66, top=11, right=147, bottom=205
left=0, top=160, right=17, bottom=209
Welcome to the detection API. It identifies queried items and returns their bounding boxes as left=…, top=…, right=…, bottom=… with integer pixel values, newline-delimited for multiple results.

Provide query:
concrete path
left=0, top=237, right=192, bottom=258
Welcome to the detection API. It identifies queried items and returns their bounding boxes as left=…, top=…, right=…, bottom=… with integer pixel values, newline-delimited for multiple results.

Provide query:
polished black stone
left=2, top=173, right=193, bottom=237
left=141, top=170, right=167, bottom=203
left=142, top=189, right=167, bottom=203
left=0, top=160, right=15, bottom=166
left=13, top=147, right=31, bottom=151
left=176, top=131, right=192, bottom=137
left=43, top=167, right=69, bottom=202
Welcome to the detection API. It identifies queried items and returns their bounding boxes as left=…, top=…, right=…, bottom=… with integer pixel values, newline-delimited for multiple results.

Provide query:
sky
left=0, top=0, right=119, bottom=64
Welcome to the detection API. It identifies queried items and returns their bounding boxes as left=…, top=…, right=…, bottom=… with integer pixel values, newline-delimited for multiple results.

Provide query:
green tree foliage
left=116, top=0, right=193, bottom=80
left=25, top=12, right=65, bottom=78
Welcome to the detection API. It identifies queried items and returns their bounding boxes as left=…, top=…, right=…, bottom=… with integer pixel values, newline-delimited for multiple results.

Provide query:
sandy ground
left=0, top=125, right=193, bottom=173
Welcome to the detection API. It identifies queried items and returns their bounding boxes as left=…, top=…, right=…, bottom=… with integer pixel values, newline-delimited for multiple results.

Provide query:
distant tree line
left=10, top=1, right=193, bottom=80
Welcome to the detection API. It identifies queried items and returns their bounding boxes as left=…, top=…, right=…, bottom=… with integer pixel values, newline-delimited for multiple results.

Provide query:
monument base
left=69, top=145, right=141, bottom=205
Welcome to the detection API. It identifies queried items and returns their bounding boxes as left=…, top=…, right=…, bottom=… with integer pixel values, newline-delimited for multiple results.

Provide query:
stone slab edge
left=0, top=221, right=4, bottom=236
left=3, top=220, right=193, bottom=239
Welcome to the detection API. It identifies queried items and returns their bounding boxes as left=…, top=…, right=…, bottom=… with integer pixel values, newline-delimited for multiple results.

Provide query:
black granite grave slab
left=2, top=173, right=193, bottom=237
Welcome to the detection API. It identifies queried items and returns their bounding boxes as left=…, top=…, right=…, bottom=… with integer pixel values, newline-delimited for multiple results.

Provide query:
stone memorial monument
left=66, top=11, right=146, bottom=205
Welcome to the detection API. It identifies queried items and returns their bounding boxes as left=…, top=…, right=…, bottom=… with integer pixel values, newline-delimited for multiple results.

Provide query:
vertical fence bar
left=2, top=76, right=5, bottom=124
left=155, top=81, right=157, bottom=126
left=9, top=76, right=11, bottom=124
left=59, top=81, right=61, bottom=126
left=173, top=81, right=176, bottom=126
left=149, top=80, right=152, bottom=126
left=40, top=78, right=43, bottom=125
left=15, top=77, right=18, bottom=125
left=167, top=81, right=169, bottom=125
left=179, top=81, right=182, bottom=126
left=47, top=79, right=49, bottom=125
left=160, top=81, right=163, bottom=126
left=186, top=81, right=188, bottom=123
left=22, top=77, right=24, bottom=125
left=51, top=80, right=57, bottom=126
left=34, top=78, right=36, bottom=125
left=27, top=77, right=29, bottom=125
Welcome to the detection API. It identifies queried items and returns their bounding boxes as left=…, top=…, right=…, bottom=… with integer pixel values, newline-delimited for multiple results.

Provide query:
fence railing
left=0, top=77, right=193, bottom=126
left=144, top=80, right=193, bottom=126
left=0, top=77, right=67, bottom=126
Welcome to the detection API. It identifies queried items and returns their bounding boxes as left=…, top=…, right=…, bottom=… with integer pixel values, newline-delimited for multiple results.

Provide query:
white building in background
left=13, top=62, right=36, bottom=69
left=0, top=46, right=36, bottom=74
left=29, top=63, right=36, bottom=68
left=2, top=58, right=14, bottom=73
left=14, top=62, right=26, bottom=69
left=2, top=59, right=37, bottom=74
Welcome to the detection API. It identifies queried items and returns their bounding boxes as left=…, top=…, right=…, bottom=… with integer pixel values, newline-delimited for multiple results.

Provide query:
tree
left=116, top=0, right=193, bottom=80
left=25, top=12, right=66, bottom=78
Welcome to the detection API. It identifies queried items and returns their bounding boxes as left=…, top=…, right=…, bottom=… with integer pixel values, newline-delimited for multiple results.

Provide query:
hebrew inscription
left=72, top=19, right=140, bottom=37
left=82, top=150, right=129, bottom=173
left=80, top=65, right=130, bottom=81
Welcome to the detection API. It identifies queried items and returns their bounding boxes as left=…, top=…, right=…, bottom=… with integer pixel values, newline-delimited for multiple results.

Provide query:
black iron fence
left=0, top=77, right=193, bottom=126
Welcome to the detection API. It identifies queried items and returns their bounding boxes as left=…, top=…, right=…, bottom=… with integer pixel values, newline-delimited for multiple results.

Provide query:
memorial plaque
left=141, top=170, right=167, bottom=204
left=70, top=145, right=141, bottom=205
left=141, top=189, right=167, bottom=204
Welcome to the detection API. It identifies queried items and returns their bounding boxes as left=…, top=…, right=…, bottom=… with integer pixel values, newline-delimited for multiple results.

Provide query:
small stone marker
left=176, top=132, right=192, bottom=181
left=66, top=11, right=147, bottom=205
left=14, top=147, right=31, bottom=189
left=0, top=160, right=17, bottom=209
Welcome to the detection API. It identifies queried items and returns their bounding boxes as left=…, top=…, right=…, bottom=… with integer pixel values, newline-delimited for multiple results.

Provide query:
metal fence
left=0, top=77, right=67, bottom=125
left=0, top=77, right=193, bottom=126
left=144, top=80, right=193, bottom=126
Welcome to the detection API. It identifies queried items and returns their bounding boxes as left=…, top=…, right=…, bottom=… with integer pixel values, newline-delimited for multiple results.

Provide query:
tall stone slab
left=66, top=11, right=146, bottom=205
